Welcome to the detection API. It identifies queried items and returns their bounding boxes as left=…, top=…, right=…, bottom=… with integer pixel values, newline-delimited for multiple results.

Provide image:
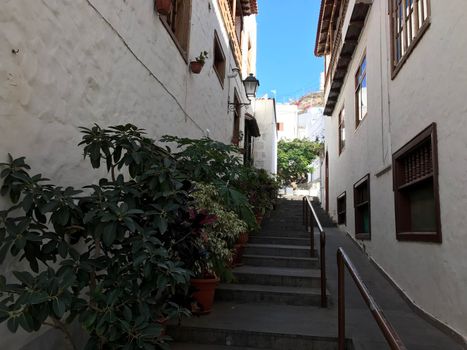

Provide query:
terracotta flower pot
left=155, top=0, right=172, bottom=15
left=191, top=277, right=220, bottom=315
left=232, top=243, right=245, bottom=267
left=190, top=61, right=204, bottom=74
left=237, top=232, right=249, bottom=245
left=255, top=214, right=263, bottom=225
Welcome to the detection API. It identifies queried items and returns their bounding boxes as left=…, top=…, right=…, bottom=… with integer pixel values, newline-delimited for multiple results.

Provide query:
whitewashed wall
left=253, top=98, right=277, bottom=175
left=323, top=0, right=467, bottom=339
left=0, top=0, right=257, bottom=348
left=276, top=104, right=299, bottom=140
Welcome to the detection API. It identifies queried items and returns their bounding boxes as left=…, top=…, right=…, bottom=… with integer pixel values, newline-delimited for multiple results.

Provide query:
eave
left=241, top=0, right=258, bottom=16
left=324, top=0, right=372, bottom=116
left=315, top=0, right=336, bottom=56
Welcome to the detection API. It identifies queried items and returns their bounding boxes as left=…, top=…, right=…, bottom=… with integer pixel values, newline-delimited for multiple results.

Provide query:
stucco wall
left=276, top=104, right=299, bottom=140
left=323, top=0, right=467, bottom=339
left=253, top=98, right=277, bottom=175
left=0, top=0, right=257, bottom=348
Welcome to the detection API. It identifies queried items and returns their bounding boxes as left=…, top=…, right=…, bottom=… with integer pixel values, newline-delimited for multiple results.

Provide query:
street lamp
left=228, top=73, right=260, bottom=111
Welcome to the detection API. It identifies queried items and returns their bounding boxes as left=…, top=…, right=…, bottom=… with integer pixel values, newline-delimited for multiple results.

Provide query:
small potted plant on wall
left=155, top=0, right=172, bottom=15
left=190, top=51, right=208, bottom=74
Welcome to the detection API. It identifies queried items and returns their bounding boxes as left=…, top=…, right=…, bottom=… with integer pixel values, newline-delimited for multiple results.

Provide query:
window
left=337, top=192, right=346, bottom=225
left=338, top=108, right=345, bottom=154
left=213, top=31, right=226, bottom=86
left=354, top=174, right=371, bottom=240
left=160, top=0, right=192, bottom=58
left=276, top=123, right=284, bottom=131
left=392, top=123, right=441, bottom=242
left=232, top=92, right=241, bottom=146
left=355, top=55, right=367, bottom=127
left=389, top=0, right=431, bottom=76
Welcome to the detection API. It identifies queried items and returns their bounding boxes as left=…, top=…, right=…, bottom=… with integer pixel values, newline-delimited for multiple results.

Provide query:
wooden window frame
left=392, top=123, right=441, bottom=243
left=337, top=191, right=347, bottom=225
left=159, top=0, right=192, bottom=62
left=389, top=0, right=431, bottom=79
left=213, top=31, right=226, bottom=88
left=338, top=108, right=345, bottom=155
left=232, top=90, right=241, bottom=146
left=355, top=53, right=367, bottom=128
left=354, top=174, right=371, bottom=240
left=276, top=122, right=284, bottom=131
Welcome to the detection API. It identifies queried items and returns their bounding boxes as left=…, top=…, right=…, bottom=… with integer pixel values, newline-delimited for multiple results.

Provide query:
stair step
left=249, top=236, right=310, bottom=246
left=233, top=266, right=321, bottom=288
left=257, top=230, right=310, bottom=238
left=243, top=254, right=319, bottom=268
left=172, top=344, right=262, bottom=350
left=169, top=327, right=345, bottom=350
left=244, top=244, right=313, bottom=258
left=216, top=283, right=325, bottom=306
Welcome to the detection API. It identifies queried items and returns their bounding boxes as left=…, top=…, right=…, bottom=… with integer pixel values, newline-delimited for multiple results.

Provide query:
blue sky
left=256, top=0, right=323, bottom=103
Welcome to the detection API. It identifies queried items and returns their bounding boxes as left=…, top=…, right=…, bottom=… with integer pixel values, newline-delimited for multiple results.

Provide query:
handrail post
left=302, top=196, right=306, bottom=225
left=337, top=250, right=345, bottom=350
left=320, top=232, right=327, bottom=307
left=309, top=208, right=315, bottom=255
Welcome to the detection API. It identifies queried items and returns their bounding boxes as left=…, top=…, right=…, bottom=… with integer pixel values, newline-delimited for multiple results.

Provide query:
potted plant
left=190, top=183, right=247, bottom=313
left=155, top=0, right=172, bottom=15
left=190, top=51, right=208, bottom=74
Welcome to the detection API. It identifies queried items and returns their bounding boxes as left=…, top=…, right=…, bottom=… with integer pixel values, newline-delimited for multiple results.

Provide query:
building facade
left=316, top=0, right=467, bottom=341
left=253, top=98, right=278, bottom=175
left=0, top=0, right=259, bottom=348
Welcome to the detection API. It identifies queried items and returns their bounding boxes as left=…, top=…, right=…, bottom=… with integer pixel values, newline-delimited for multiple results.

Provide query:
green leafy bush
left=0, top=124, right=212, bottom=350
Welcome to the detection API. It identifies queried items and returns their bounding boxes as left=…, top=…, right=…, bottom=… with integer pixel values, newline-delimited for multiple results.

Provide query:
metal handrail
left=302, top=196, right=327, bottom=308
left=337, top=248, right=407, bottom=350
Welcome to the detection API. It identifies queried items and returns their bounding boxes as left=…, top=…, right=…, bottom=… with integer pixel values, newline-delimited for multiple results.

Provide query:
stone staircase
left=170, top=197, right=348, bottom=349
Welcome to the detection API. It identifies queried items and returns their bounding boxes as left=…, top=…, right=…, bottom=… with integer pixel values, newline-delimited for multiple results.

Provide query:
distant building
left=253, top=98, right=278, bottom=175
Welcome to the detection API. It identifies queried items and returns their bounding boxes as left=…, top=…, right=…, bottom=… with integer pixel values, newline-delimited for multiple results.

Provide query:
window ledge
left=396, top=232, right=442, bottom=243
left=356, top=233, right=371, bottom=240
left=391, top=19, right=431, bottom=80
left=159, top=17, right=189, bottom=64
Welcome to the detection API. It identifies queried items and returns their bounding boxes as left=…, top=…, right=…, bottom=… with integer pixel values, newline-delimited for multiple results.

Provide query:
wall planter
left=191, top=277, right=220, bottom=315
left=155, top=0, right=172, bottom=16
left=190, top=61, right=204, bottom=74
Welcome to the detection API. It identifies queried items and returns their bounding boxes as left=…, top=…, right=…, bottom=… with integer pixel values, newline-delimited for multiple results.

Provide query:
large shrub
left=0, top=124, right=211, bottom=350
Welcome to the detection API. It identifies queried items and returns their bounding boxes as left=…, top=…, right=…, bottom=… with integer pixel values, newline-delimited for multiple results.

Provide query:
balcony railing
left=218, top=0, right=243, bottom=69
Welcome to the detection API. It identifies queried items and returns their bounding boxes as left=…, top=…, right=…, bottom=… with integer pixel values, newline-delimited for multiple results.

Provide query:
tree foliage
left=277, top=138, right=323, bottom=185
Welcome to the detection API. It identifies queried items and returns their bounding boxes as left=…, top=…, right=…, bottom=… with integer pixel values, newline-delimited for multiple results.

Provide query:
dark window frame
left=392, top=123, right=441, bottom=243
left=337, top=191, right=347, bottom=225
left=159, top=0, right=192, bottom=62
left=389, top=0, right=431, bottom=78
left=355, top=53, right=367, bottom=128
left=354, top=174, right=371, bottom=240
left=338, top=108, right=345, bottom=154
left=232, top=90, right=241, bottom=146
left=213, top=30, right=226, bottom=87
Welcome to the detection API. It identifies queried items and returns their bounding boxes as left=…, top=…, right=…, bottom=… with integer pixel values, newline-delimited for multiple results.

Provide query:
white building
left=275, top=103, right=299, bottom=141
left=316, top=0, right=467, bottom=341
left=253, top=98, right=278, bottom=175
left=0, top=0, right=260, bottom=348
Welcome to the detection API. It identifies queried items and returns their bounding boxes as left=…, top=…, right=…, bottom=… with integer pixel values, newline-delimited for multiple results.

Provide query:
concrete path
left=170, top=197, right=465, bottom=350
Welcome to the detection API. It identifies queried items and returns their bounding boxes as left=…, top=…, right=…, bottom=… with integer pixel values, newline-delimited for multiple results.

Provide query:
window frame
left=213, top=30, right=226, bottom=87
left=231, top=90, right=241, bottom=146
left=389, top=0, right=431, bottom=78
left=337, top=191, right=347, bottom=225
left=338, top=107, right=345, bottom=154
left=355, top=53, right=368, bottom=128
left=392, top=123, right=441, bottom=243
left=159, top=0, right=192, bottom=62
left=354, top=174, right=371, bottom=240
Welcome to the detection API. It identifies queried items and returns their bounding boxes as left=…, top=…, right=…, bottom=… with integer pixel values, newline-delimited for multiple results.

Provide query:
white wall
left=323, top=0, right=467, bottom=339
left=0, top=0, right=258, bottom=348
left=298, top=106, right=325, bottom=142
left=276, top=104, right=299, bottom=140
left=253, top=98, right=277, bottom=174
